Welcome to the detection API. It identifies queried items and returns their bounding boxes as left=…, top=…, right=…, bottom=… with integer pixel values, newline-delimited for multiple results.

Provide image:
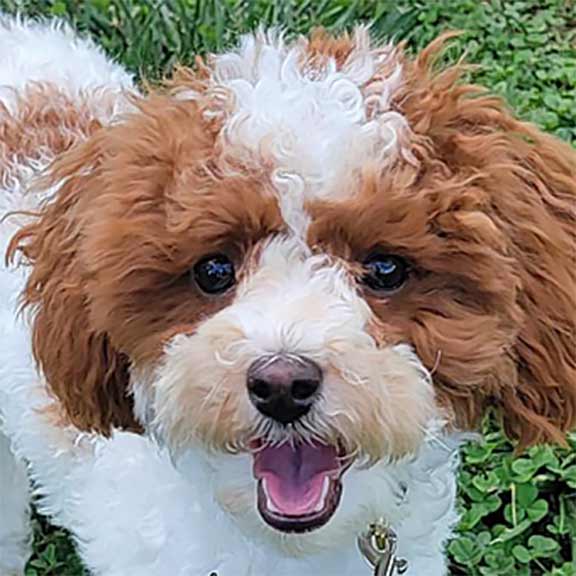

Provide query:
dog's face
left=11, top=30, right=575, bottom=544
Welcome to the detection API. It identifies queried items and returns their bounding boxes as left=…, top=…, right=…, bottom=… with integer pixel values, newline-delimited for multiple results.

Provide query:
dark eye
left=193, top=254, right=236, bottom=295
left=362, top=253, right=410, bottom=293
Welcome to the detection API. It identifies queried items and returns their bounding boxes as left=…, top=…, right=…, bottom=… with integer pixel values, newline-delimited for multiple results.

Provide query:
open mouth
left=252, top=440, right=352, bottom=533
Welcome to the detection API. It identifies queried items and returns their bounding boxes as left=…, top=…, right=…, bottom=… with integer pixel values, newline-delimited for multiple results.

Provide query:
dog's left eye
left=361, top=253, right=410, bottom=293
left=193, top=254, right=236, bottom=295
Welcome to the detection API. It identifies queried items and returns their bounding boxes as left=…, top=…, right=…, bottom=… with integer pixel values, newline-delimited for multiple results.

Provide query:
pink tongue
left=253, top=442, right=340, bottom=516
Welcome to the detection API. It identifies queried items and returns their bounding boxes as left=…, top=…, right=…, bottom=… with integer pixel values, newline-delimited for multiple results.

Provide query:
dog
left=0, top=15, right=574, bottom=576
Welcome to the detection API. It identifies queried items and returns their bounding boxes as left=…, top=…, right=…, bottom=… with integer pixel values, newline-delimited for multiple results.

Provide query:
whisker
left=429, top=350, right=442, bottom=376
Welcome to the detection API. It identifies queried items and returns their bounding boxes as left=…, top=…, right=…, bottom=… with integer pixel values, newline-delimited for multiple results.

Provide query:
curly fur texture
left=0, top=17, right=574, bottom=576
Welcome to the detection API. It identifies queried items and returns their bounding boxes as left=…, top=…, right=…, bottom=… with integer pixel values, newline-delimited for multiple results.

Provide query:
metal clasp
left=357, top=520, right=408, bottom=576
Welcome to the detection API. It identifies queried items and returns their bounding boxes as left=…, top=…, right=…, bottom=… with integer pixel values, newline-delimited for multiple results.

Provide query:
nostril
left=249, top=378, right=272, bottom=401
left=291, top=379, right=320, bottom=402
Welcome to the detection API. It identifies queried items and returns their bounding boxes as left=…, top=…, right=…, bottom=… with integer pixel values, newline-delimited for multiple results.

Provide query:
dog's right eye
left=193, top=254, right=236, bottom=295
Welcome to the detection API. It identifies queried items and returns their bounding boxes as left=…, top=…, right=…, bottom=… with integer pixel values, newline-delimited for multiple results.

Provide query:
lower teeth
left=313, top=477, right=331, bottom=513
left=262, top=476, right=333, bottom=516
left=262, top=478, right=282, bottom=515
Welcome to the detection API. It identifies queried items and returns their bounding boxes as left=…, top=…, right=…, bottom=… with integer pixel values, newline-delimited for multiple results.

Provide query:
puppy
left=0, top=16, right=574, bottom=576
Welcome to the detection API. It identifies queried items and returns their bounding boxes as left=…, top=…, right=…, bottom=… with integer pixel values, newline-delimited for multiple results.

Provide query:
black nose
left=247, top=355, right=322, bottom=425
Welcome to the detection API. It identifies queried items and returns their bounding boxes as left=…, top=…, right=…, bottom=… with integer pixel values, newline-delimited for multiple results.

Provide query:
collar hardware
left=357, top=520, right=408, bottom=576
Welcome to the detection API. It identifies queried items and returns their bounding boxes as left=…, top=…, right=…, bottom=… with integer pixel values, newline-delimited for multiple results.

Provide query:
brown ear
left=497, top=125, right=576, bottom=447
left=400, top=38, right=576, bottom=447
left=7, top=135, right=141, bottom=435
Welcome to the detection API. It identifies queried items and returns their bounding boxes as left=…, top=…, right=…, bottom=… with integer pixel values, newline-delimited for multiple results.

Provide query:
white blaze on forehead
left=197, top=28, right=408, bottom=237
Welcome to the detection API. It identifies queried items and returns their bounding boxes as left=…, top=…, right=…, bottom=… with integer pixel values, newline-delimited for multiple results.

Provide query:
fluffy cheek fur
left=137, top=238, right=439, bottom=463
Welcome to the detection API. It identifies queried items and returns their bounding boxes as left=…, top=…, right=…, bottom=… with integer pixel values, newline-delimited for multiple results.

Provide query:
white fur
left=0, top=433, right=29, bottom=574
left=1, top=375, right=461, bottom=576
left=189, top=28, right=408, bottom=237
left=0, top=15, right=134, bottom=228
left=0, top=15, right=132, bottom=114
left=0, top=17, right=462, bottom=576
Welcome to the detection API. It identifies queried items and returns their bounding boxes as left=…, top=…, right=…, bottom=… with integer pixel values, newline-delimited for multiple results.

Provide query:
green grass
left=0, top=0, right=574, bottom=574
